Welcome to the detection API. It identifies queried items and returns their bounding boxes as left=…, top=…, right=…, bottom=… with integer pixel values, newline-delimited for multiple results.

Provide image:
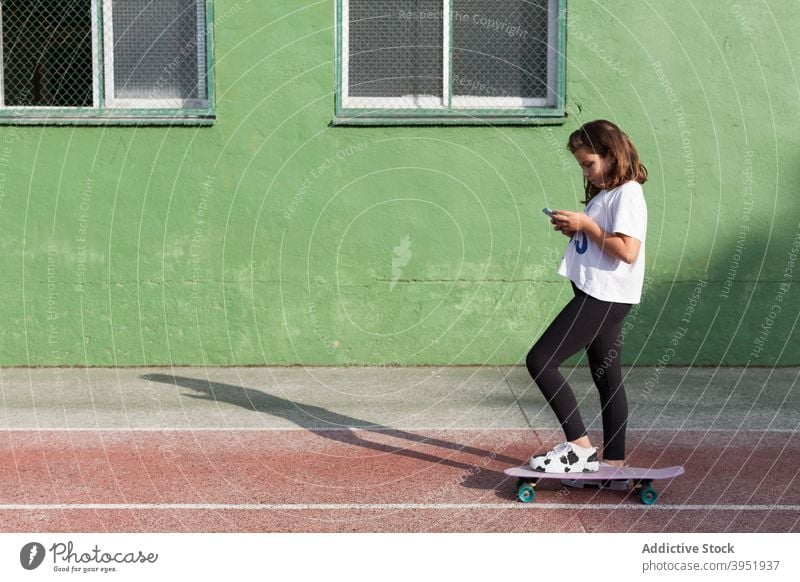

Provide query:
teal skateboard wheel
left=517, top=483, right=536, bottom=503
left=639, top=485, right=658, bottom=505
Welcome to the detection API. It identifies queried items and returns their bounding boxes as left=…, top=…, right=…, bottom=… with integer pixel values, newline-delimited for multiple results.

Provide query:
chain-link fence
left=105, top=0, right=207, bottom=107
left=0, top=0, right=209, bottom=112
left=343, top=0, right=558, bottom=113
left=1, top=0, right=93, bottom=107
left=348, top=0, right=443, bottom=106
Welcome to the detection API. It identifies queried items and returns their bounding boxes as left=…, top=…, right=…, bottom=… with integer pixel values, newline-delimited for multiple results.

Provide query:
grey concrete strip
left=1, top=366, right=798, bottom=432
left=0, top=366, right=528, bottom=430
left=503, top=366, right=800, bottom=431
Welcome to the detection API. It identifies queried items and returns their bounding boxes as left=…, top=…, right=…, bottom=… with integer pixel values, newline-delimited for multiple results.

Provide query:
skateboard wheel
left=639, top=486, right=658, bottom=505
left=517, top=483, right=536, bottom=503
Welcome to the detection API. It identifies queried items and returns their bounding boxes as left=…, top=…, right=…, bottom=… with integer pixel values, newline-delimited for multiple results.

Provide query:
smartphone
left=542, top=208, right=555, bottom=218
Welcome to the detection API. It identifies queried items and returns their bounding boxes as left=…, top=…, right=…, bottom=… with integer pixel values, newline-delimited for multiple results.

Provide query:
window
left=0, top=0, right=214, bottom=124
left=335, top=0, right=565, bottom=124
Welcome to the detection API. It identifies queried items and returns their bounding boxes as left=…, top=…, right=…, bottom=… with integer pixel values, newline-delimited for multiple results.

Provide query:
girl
left=526, top=119, right=648, bottom=473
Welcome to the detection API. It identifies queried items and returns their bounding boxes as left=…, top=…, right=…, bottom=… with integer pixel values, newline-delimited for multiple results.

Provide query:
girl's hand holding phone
left=551, top=210, right=594, bottom=235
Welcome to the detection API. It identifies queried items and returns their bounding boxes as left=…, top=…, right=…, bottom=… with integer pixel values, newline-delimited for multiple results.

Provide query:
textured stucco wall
left=0, top=0, right=798, bottom=366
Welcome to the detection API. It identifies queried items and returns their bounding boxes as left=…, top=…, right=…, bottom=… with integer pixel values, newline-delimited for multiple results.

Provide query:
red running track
left=1, top=429, right=798, bottom=532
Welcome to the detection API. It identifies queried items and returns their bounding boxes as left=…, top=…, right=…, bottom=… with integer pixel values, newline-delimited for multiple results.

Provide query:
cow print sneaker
left=529, top=442, right=600, bottom=473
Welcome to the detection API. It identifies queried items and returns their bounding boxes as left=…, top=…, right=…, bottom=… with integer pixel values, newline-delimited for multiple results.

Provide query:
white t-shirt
left=557, top=181, right=647, bottom=304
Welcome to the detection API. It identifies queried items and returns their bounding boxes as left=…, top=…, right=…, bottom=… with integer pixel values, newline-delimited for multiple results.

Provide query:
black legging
left=525, top=282, right=632, bottom=460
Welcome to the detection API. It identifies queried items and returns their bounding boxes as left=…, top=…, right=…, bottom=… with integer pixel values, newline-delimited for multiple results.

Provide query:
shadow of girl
left=143, top=373, right=520, bottom=489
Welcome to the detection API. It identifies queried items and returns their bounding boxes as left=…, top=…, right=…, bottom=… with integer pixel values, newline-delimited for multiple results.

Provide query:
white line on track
left=0, top=503, right=798, bottom=511
left=1, top=427, right=798, bottom=433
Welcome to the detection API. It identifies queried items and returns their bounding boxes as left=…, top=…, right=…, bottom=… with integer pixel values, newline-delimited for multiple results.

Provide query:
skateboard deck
left=505, top=464, right=684, bottom=504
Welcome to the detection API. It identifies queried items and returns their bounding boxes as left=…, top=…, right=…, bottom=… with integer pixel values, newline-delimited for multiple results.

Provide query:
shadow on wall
left=142, top=373, right=519, bottom=491
left=637, top=220, right=800, bottom=367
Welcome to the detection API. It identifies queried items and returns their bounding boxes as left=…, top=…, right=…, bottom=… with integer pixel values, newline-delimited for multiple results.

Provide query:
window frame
left=334, top=0, right=567, bottom=126
left=0, top=0, right=215, bottom=125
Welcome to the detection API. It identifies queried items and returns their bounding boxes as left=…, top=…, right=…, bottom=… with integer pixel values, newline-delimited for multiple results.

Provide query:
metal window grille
left=103, top=0, right=207, bottom=108
left=0, top=0, right=211, bottom=120
left=0, top=0, right=93, bottom=107
left=451, top=0, right=549, bottom=108
left=339, top=0, right=563, bottom=119
left=348, top=0, right=443, bottom=107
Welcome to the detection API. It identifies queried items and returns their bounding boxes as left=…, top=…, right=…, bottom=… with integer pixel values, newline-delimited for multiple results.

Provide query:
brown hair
left=567, top=119, right=648, bottom=204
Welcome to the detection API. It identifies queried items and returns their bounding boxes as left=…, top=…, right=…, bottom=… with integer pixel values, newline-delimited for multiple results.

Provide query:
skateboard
left=505, top=464, right=684, bottom=505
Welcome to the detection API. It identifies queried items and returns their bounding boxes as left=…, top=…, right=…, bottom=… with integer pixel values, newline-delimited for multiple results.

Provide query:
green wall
left=1, top=0, right=798, bottom=366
